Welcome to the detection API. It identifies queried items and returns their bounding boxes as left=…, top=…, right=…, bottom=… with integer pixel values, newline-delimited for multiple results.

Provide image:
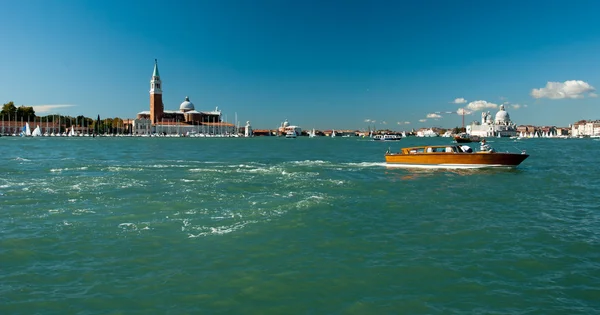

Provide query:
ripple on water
left=1, top=138, right=599, bottom=314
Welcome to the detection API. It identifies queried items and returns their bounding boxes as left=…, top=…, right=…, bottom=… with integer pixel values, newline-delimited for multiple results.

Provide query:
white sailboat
left=331, top=129, right=336, bottom=138
left=32, top=125, right=42, bottom=137
left=21, top=122, right=32, bottom=137
left=309, top=128, right=316, bottom=138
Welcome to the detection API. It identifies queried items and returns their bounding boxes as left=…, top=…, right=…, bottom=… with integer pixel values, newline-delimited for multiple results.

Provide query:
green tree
left=16, top=106, right=36, bottom=121
left=1, top=101, right=17, bottom=118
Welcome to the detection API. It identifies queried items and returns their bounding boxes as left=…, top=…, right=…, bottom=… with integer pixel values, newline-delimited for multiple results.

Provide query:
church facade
left=466, top=105, right=518, bottom=138
left=132, top=60, right=235, bottom=136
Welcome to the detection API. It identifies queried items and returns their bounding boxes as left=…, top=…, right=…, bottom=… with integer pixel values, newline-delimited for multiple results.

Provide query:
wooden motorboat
left=385, top=145, right=528, bottom=168
left=454, top=133, right=481, bottom=143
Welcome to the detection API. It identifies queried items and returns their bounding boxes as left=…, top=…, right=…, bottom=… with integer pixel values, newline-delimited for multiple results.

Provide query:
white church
left=466, top=105, right=518, bottom=138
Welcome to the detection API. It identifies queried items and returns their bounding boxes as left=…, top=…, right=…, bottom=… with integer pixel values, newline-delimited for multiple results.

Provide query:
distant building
left=467, top=105, right=517, bottom=137
left=571, top=120, right=600, bottom=137
left=134, top=60, right=235, bottom=135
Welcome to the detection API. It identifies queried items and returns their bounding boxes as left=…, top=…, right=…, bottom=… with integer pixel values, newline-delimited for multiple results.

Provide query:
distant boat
left=309, top=128, right=317, bottom=138
left=32, top=125, right=42, bottom=137
left=454, top=133, right=481, bottom=143
left=285, top=131, right=297, bottom=138
left=21, top=122, right=32, bottom=137
left=373, top=134, right=402, bottom=141
left=331, top=130, right=336, bottom=138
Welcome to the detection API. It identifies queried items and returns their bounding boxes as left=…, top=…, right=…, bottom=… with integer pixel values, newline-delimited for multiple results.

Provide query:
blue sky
left=1, top=0, right=599, bottom=130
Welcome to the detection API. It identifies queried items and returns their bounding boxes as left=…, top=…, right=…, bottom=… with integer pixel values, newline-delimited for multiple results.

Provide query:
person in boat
left=460, top=145, right=473, bottom=153
left=480, top=139, right=494, bottom=152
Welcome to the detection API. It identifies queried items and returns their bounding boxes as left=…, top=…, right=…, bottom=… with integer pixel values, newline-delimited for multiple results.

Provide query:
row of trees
left=1, top=101, right=129, bottom=134
left=1, top=101, right=35, bottom=121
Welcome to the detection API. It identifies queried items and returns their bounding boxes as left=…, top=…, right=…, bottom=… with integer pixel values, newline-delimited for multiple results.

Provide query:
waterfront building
left=466, top=105, right=518, bottom=137
left=134, top=60, right=235, bottom=136
left=571, top=120, right=600, bottom=137
left=415, top=128, right=439, bottom=137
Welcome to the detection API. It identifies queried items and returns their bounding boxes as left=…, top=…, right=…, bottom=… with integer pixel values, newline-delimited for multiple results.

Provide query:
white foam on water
left=106, top=166, right=146, bottom=172
left=187, top=221, right=252, bottom=238
left=346, top=162, right=388, bottom=168
left=295, top=194, right=327, bottom=209
left=73, top=209, right=95, bottom=215
left=290, top=160, right=329, bottom=165
left=118, top=222, right=137, bottom=230
left=14, top=157, right=30, bottom=161
left=188, top=168, right=226, bottom=173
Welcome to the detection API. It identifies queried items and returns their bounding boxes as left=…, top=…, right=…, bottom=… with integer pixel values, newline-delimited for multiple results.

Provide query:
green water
left=1, top=136, right=599, bottom=314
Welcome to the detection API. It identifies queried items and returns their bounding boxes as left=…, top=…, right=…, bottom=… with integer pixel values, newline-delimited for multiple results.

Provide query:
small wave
left=188, top=168, right=226, bottom=173
left=118, top=222, right=137, bottom=230
left=290, top=160, right=329, bottom=165
left=346, top=162, right=388, bottom=168
left=14, top=157, right=30, bottom=161
left=188, top=221, right=251, bottom=238
left=73, top=209, right=96, bottom=215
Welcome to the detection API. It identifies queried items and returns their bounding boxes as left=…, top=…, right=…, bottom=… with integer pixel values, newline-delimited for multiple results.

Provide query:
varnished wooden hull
left=385, top=152, right=529, bottom=169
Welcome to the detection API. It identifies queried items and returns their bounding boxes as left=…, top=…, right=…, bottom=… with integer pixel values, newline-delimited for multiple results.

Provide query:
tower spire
left=152, top=59, right=160, bottom=78
left=150, top=59, right=163, bottom=124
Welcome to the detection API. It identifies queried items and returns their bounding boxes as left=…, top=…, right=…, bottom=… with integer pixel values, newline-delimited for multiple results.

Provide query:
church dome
left=179, top=96, right=195, bottom=112
left=495, top=105, right=510, bottom=124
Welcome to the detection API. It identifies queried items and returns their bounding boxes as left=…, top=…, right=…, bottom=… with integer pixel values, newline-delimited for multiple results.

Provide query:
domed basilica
left=466, top=105, right=518, bottom=137
left=132, top=60, right=235, bottom=135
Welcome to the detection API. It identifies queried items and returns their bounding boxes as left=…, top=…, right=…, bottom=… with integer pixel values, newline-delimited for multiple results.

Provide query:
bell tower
left=150, top=59, right=163, bottom=124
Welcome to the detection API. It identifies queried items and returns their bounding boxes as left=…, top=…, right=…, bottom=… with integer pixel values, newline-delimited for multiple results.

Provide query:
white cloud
left=427, top=113, right=442, bottom=119
left=404, top=121, right=410, bottom=125
left=381, top=121, right=387, bottom=125
left=452, top=97, right=467, bottom=104
left=531, top=80, right=596, bottom=99
left=396, top=121, right=403, bottom=125
left=466, top=100, right=498, bottom=111
left=457, top=108, right=472, bottom=115
left=590, top=93, right=598, bottom=98
left=364, top=119, right=373, bottom=123
left=419, top=119, right=427, bottom=122
left=511, top=104, right=522, bottom=109
left=31, top=104, right=77, bottom=114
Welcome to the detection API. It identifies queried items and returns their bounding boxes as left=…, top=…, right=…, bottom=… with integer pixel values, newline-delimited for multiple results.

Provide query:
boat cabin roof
left=400, top=145, right=465, bottom=154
